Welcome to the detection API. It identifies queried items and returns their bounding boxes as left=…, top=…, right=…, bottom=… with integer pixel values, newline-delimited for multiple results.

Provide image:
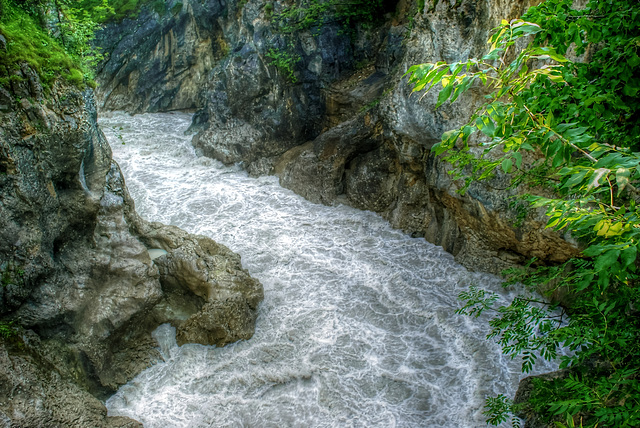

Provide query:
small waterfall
left=100, top=111, right=555, bottom=427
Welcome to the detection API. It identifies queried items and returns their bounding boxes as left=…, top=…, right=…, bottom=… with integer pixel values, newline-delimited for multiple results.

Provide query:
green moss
left=264, top=2, right=274, bottom=17
left=150, top=0, right=166, bottom=15
left=0, top=321, right=17, bottom=339
left=64, top=68, right=84, bottom=86
left=170, top=1, right=183, bottom=16
left=0, top=1, right=85, bottom=92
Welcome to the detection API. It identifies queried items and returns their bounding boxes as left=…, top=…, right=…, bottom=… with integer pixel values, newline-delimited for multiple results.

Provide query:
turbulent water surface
left=100, top=112, right=552, bottom=427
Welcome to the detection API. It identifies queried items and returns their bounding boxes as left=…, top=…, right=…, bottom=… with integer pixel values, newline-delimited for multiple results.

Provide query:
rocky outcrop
left=95, top=0, right=394, bottom=172
left=135, top=221, right=263, bottom=346
left=95, top=0, right=576, bottom=273
left=94, top=0, right=227, bottom=113
left=0, top=333, right=143, bottom=428
left=0, top=64, right=262, bottom=424
left=267, top=0, right=581, bottom=274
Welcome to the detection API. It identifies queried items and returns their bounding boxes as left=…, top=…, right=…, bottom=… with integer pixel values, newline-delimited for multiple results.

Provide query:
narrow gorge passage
left=99, top=112, right=554, bottom=427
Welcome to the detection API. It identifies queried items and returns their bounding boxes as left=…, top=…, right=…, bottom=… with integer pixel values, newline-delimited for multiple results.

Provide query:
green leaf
left=502, top=158, right=513, bottom=173
left=476, top=116, right=496, bottom=137
left=436, top=83, right=453, bottom=108
left=594, top=249, right=621, bottom=272
left=562, top=168, right=588, bottom=189
left=616, top=168, right=631, bottom=196
left=622, top=82, right=639, bottom=97
left=513, top=152, right=523, bottom=169
left=583, top=245, right=606, bottom=257
left=621, top=246, right=637, bottom=270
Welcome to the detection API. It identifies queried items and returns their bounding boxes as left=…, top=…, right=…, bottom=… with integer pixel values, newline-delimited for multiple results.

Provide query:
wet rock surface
left=0, top=335, right=143, bottom=428
left=266, top=0, right=579, bottom=274
left=89, top=0, right=580, bottom=422
left=0, top=65, right=262, bottom=424
left=135, top=221, right=263, bottom=346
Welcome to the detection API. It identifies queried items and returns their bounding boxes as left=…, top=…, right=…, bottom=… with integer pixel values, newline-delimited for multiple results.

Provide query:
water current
left=100, top=112, right=555, bottom=427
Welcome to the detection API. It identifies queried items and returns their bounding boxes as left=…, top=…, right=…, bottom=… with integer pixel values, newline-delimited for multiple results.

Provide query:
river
left=99, top=111, right=552, bottom=427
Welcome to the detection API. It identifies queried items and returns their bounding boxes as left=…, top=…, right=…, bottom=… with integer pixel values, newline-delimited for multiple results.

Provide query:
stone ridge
left=0, top=63, right=263, bottom=425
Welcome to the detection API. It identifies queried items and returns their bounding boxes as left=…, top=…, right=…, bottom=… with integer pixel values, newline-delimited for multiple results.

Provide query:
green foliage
left=0, top=0, right=105, bottom=91
left=78, top=0, right=180, bottom=23
left=484, top=394, right=521, bottom=428
left=406, top=0, right=640, bottom=426
left=273, top=0, right=384, bottom=35
left=77, top=0, right=145, bottom=22
left=150, top=0, right=166, bottom=15
left=265, top=47, right=301, bottom=83
left=0, top=321, right=17, bottom=339
left=1, top=0, right=77, bottom=90
left=264, top=1, right=274, bottom=17
left=108, top=0, right=143, bottom=20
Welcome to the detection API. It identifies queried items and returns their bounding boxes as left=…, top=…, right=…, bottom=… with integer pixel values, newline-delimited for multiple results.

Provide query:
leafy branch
left=406, top=1, right=640, bottom=426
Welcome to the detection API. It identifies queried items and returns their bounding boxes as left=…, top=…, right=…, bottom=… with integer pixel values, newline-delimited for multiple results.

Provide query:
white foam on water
left=100, top=111, right=557, bottom=427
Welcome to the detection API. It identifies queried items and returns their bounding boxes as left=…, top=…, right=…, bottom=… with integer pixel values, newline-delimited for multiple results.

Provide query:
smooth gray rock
left=134, top=221, right=263, bottom=346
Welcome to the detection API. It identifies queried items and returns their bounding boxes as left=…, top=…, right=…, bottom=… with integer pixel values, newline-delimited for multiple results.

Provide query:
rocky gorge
left=95, top=0, right=579, bottom=276
left=0, top=0, right=584, bottom=426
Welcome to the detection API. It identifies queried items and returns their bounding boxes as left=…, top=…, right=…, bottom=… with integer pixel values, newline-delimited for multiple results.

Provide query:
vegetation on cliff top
left=77, top=0, right=183, bottom=23
left=265, top=0, right=386, bottom=83
left=407, top=0, right=640, bottom=426
left=0, top=0, right=107, bottom=92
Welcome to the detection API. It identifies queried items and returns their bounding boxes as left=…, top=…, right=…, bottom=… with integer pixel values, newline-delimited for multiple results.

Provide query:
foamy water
left=100, top=111, right=554, bottom=427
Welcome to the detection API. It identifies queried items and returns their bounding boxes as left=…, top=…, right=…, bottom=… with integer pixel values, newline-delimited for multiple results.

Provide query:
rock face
left=269, top=0, right=579, bottom=273
left=0, top=65, right=262, bottom=425
left=136, top=221, right=263, bottom=347
left=95, top=0, right=226, bottom=113
left=0, top=333, right=143, bottom=428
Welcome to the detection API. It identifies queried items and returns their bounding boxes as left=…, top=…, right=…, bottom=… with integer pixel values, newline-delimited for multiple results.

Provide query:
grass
left=0, top=0, right=86, bottom=92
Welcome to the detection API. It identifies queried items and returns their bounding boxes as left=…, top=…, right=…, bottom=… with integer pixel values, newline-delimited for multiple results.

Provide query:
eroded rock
left=135, top=221, right=263, bottom=346
left=0, top=64, right=263, bottom=424
left=0, top=336, right=142, bottom=428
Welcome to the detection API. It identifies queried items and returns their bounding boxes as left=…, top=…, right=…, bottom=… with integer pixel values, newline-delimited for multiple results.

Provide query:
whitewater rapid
left=100, top=111, right=552, bottom=427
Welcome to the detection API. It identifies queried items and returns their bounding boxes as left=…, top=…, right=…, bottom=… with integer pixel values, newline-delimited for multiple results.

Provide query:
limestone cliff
left=0, top=64, right=262, bottom=425
left=95, top=0, right=578, bottom=274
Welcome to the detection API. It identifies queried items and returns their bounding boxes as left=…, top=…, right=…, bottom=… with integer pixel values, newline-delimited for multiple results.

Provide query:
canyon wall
left=95, top=0, right=578, bottom=274
left=0, top=63, right=262, bottom=425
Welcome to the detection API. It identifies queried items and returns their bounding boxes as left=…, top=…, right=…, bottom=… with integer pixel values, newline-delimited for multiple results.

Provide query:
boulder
left=134, top=221, right=263, bottom=346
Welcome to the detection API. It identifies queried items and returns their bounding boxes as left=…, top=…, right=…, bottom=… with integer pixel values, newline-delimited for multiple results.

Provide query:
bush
left=406, top=0, right=640, bottom=426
